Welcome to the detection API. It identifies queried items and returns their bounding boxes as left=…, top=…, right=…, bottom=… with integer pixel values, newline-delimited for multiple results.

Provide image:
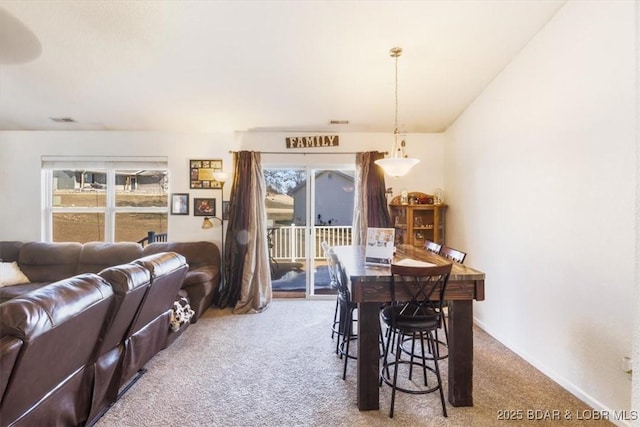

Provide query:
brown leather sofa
left=0, top=252, right=190, bottom=427
left=87, top=262, right=152, bottom=425
left=0, top=241, right=220, bottom=324
left=0, top=241, right=142, bottom=302
left=142, top=241, right=221, bottom=322
left=0, top=273, right=116, bottom=427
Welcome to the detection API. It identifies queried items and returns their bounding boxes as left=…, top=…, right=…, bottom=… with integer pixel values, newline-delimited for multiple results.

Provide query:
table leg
left=357, top=301, right=380, bottom=410
left=447, top=299, right=474, bottom=406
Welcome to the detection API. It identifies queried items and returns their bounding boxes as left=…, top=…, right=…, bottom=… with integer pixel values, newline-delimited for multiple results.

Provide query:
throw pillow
left=0, top=261, right=30, bottom=287
left=169, top=297, right=195, bottom=331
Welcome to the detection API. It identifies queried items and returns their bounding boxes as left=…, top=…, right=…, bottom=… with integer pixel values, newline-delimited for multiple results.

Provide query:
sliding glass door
left=264, top=165, right=354, bottom=297
left=310, top=168, right=355, bottom=296
left=264, top=168, right=308, bottom=296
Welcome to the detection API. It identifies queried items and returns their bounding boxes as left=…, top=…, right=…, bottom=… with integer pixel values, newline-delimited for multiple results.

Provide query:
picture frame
left=170, top=193, right=189, bottom=215
left=190, top=159, right=223, bottom=189
left=222, top=201, right=230, bottom=221
left=193, top=198, right=216, bottom=217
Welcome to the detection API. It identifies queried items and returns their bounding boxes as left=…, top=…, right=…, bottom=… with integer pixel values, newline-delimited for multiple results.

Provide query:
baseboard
left=472, top=318, right=631, bottom=427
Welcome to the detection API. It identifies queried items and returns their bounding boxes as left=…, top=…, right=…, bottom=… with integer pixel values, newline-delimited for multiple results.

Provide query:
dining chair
left=379, top=262, right=452, bottom=418
left=327, top=251, right=358, bottom=380
left=439, top=246, right=467, bottom=264
left=397, top=239, right=447, bottom=361
left=433, top=245, right=466, bottom=352
left=423, top=240, right=442, bottom=254
left=321, top=241, right=341, bottom=351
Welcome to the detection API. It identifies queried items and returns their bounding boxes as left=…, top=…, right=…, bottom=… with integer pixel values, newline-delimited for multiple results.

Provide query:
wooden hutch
left=389, top=192, right=447, bottom=248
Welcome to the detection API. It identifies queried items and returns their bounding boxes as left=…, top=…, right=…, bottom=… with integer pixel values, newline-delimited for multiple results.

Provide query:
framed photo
left=222, top=201, right=230, bottom=221
left=190, top=159, right=223, bottom=189
left=170, top=193, right=189, bottom=215
left=194, top=198, right=216, bottom=217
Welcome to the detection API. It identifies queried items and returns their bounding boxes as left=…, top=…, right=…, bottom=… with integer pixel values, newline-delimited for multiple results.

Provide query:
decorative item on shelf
left=434, top=188, right=444, bottom=205
left=400, top=189, right=409, bottom=205
left=374, top=47, right=420, bottom=178
left=388, top=191, right=447, bottom=247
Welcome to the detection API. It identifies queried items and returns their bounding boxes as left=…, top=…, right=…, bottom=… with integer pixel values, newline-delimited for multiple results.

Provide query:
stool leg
left=342, top=307, right=353, bottom=380
left=389, top=329, right=403, bottom=418
left=331, top=296, right=339, bottom=340
left=380, top=324, right=392, bottom=387
left=419, top=331, right=429, bottom=386
left=337, top=300, right=346, bottom=358
left=429, top=330, right=447, bottom=417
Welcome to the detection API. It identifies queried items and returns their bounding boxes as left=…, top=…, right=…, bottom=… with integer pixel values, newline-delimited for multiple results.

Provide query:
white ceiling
left=0, top=1, right=566, bottom=134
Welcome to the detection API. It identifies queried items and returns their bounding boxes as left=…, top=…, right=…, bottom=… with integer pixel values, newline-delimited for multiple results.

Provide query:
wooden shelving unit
left=389, top=192, right=447, bottom=248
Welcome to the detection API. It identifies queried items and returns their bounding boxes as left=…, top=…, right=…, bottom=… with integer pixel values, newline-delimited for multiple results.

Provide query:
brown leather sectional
left=0, top=240, right=221, bottom=323
left=0, top=240, right=221, bottom=426
left=1, top=273, right=117, bottom=426
left=140, top=241, right=221, bottom=322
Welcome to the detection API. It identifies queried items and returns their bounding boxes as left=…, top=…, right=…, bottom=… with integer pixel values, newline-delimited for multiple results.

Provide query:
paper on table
left=393, top=258, right=437, bottom=268
left=364, top=227, right=395, bottom=266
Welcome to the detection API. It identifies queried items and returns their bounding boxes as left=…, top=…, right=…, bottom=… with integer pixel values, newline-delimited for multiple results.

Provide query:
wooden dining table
left=331, top=244, right=486, bottom=411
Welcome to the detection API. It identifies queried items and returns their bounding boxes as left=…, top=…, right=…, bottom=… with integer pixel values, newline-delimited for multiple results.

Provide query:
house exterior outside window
left=42, top=156, right=168, bottom=243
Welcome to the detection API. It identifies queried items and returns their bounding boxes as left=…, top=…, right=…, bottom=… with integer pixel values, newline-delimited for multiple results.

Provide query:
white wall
left=0, top=131, right=445, bottom=244
left=238, top=131, right=445, bottom=201
left=0, top=131, right=237, bottom=246
left=444, top=1, right=637, bottom=422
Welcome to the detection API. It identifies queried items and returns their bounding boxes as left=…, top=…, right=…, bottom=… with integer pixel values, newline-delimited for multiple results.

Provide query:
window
left=42, top=157, right=168, bottom=243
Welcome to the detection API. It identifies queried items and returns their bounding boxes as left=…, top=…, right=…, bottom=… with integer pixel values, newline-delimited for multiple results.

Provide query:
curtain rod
left=228, top=151, right=388, bottom=155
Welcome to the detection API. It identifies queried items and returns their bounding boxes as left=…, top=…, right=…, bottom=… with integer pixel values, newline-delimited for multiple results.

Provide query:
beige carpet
left=95, top=299, right=612, bottom=427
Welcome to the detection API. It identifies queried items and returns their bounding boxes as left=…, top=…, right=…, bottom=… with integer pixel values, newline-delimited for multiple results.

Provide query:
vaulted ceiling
left=0, top=1, right=566, bottom=133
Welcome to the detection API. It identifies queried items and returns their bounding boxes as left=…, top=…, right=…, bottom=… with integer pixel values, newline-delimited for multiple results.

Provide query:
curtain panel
left=216, top=151, right=272, bottom=313
left=352, top=151, right=392, bottom=246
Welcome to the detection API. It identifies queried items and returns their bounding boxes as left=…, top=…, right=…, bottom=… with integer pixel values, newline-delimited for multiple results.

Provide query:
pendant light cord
left=394, top=49, right=399, bottom=135
left=390, top=47, right=403, bottom=156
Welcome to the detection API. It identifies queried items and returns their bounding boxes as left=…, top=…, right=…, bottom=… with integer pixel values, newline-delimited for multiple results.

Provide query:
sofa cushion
left=183, top=268, right=215, bottom=285
left=0, top=262, right=30, bottom=287
left=18, top=242, right=82, bottom=283
left=142, top=241, right=220, bottom=271
left=0, top=282, right=52, bottom=304
left=0, top=241, right=23, bottom=263
left=77, top=242, right=143, bottom=274
left=142, top=242, right=220, bottom=322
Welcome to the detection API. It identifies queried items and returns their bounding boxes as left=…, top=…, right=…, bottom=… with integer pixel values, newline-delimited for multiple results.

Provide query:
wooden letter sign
left=285, top=135, right=339, bottom=149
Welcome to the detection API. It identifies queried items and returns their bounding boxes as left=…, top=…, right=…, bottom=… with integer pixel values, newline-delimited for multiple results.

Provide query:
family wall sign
left=285, top=135, right=339, bottom=149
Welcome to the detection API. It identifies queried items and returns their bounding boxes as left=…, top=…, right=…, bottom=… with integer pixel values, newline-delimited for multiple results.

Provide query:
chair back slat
left=389, top=263, right=452, bottom=326
left=423, top=240, right=442, bottom=254
left=439, top=246, right=466, bottom=264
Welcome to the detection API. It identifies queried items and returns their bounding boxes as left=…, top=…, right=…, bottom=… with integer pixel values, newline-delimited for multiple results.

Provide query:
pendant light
left=375, top=47, right=420, bottom=178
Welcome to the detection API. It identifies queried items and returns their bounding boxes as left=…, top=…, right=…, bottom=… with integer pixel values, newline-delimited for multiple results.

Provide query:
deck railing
left=269, top=225, right=353, bottom=261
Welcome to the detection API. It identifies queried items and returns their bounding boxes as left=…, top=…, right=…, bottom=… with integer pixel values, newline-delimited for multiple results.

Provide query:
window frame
left=42, top=156, right=169, bottom=243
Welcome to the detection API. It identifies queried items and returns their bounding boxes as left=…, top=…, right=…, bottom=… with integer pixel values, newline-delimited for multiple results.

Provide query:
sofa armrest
left=182, top=266, right=218, bottom=287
